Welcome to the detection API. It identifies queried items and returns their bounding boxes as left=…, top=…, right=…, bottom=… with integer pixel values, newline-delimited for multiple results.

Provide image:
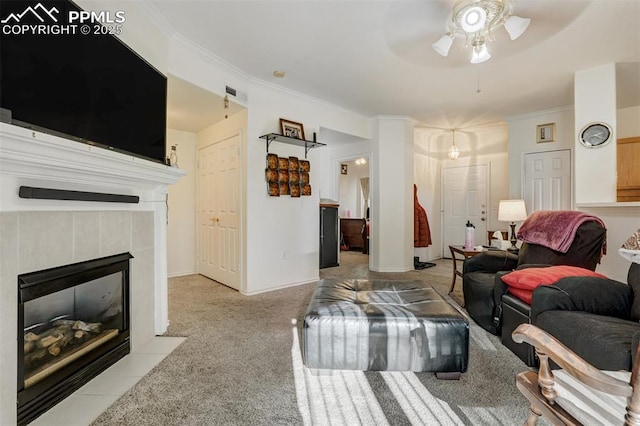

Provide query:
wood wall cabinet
left=340, top=218, right=366, bottom=251
left=617, top=137, right=640, bottom=202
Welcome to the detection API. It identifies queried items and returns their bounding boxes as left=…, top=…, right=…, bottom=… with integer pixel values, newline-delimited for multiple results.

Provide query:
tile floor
left=30, top=336, right=185, bottom=426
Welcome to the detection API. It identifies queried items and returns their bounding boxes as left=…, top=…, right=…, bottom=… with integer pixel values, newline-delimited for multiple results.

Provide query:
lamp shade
left=470, top=42, right=491, bottom=64
left=498, top=199, right=527, bottom=222
left=432, top=34, right=454, bottom=57
left=504, top=15, right=531, bottom=40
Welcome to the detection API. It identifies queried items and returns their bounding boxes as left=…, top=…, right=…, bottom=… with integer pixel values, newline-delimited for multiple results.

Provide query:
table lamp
left=498, top=199, right=527, bottom=251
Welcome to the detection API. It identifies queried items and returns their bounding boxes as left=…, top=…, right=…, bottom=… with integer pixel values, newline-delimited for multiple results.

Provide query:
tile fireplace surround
left=0, top=123, right=185, bottom=425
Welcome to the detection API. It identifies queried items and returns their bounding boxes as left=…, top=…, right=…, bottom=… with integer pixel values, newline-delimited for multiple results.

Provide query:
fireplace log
left=24, top=348, right=47, bottom=364
left=52, top=319, right=75, bottom=327
left=72, top=321, right=102, bottom=333
left=24, top=341, right=36, bottom=353
left=37, top=334, right=62, bottom=349
left=38, top=325, right=70, bottom=338
left=58, top=331, right=74, bottom=348
left=48, top=344, right=61, bottom=356
left=24, top=332, right=40, bottom=342
left=74, top=330, right=86, bottom=339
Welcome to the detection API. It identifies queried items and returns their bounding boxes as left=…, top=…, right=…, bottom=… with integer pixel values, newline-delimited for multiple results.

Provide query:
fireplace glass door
left=23, top=272, right=125, bottom=388
left=18, top=253, right=131, bottom=425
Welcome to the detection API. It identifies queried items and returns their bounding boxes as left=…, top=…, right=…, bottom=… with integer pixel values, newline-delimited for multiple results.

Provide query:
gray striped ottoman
left=302, top=279, right=469, bottom=377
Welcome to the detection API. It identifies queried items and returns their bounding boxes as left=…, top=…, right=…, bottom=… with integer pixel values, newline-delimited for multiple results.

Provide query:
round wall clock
left=579, top=122, right=612, bottom=148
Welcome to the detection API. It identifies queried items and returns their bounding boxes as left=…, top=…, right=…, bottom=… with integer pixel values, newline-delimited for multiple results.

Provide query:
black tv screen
left=0, top=0, right=167, bottom=163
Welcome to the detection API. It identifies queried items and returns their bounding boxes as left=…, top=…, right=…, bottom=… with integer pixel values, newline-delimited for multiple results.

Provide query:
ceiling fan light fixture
left=504, top=15, right=531, bottom=40
left=433, top=0, right=529, bottom=63
left=460, top=6, right=487, bottom=33
left=432, top=34, right=454, bottom=57
left=470, top=42, right=491, bottom=64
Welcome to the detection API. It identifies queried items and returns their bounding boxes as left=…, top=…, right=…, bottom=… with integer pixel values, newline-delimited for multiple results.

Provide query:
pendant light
left=447, top=129, right=460, bottom=160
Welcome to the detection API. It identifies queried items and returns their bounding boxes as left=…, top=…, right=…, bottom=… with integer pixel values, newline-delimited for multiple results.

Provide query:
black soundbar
left=18, top=186, right=139, bottom=203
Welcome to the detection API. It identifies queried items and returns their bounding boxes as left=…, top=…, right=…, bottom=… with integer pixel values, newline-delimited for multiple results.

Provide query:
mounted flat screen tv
left=0, top=0, right=167, bottom=164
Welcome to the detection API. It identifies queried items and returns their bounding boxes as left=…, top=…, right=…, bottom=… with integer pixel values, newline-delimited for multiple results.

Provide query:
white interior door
left=442, top=165, right=488, bottom=256
left=197, top=133, right=241, bottom=290
left=523, top=150, right=571, bottom=214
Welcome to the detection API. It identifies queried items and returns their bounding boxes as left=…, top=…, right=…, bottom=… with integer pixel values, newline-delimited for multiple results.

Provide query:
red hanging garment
left=414, top=184, right=432, bottom=247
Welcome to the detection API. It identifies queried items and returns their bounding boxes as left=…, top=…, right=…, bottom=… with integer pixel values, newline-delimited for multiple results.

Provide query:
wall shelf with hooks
left=259, top=133, right=326, bottom=158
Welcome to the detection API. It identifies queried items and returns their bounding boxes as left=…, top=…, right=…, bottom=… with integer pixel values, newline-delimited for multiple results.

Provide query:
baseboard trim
left=242, top=277, right=319, bottom=296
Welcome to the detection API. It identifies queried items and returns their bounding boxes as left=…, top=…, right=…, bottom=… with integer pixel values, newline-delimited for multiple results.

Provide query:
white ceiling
left=155, top=0, right=640, bottom=131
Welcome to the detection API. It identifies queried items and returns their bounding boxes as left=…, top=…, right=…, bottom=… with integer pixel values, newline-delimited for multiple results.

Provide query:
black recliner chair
left=462, top=219, right=606, bottom=357
left=531, top=262, right=640, bottom=371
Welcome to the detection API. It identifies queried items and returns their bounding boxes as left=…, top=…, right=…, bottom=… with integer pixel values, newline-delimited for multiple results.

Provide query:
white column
left=370, top=117, right=415, bottom=272
left=574, top=63, right=617, bottom=204
left=154, top=186, right=170, bottom=335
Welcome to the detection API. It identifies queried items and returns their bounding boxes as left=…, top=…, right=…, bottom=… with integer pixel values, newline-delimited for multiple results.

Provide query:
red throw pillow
left=501, top=265, right=607, bottom=304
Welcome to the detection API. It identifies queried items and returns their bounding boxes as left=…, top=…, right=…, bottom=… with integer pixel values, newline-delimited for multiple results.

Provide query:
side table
left=448, top=245, right=485, bottom=295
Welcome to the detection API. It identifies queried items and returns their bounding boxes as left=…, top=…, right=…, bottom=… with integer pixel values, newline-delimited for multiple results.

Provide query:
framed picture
left=280, top=119, right=305, bottom=140
left=341, top=164, right=348, bottom=175
left=536, top=123, right=556, bottom=143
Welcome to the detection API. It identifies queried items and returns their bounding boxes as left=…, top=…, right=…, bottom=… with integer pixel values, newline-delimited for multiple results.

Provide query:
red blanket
left=517, top=210, right=606, bottom=253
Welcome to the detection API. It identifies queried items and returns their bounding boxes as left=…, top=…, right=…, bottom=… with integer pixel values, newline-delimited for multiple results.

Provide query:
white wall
left=370, top=117, right=415, bottom=272
left=245, top=82, right=370, bottom=294
left=338, top=159, right=369, bottom=218
left=166, top=129, right=197, bottom=277
left=575, top=64, right=617, bottom=204
left=506, top=107, right=575, bottom=200
left=321, top=138, right=372, bottom=202
left=578, top=206, right=639, bottom=282
left=618, top=106, right=640, bottom=137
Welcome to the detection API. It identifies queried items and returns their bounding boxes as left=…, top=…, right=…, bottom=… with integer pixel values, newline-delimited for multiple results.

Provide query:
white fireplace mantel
left=0, top=122, right=186, bottom=425
left=0, top=123, right=185, bottom=202
left=0, top=121, right=185, bottom=330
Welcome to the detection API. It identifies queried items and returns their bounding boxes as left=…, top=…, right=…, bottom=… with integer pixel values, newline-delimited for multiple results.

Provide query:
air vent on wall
left=225, top=85, right=248, bottom=103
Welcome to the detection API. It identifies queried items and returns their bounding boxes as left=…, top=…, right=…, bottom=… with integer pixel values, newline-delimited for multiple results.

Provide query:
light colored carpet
left=92, top=253, right=536, bottom=425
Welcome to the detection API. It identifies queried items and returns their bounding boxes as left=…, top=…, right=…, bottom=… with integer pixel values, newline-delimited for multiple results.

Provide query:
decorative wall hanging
left=536, top=123, right=556, bottom=143
left=278, top=169, right=289, bottom=183
left=278, top=157, right=289, bottom=170
left=268, top=182, right=279, bottom=197
left=289, top=169, right=300, bottom=185
left=279, top=118, right=305, bottom=140
left=266, top=153, right=278, bottom=169
left=341, top=164, right=348, bottom=175
left=300, top=172, right=310, bottom=185
left=265, top=152, right=312, bottom=197
left=265, top=168, right=278, bottom=183
left=279, top=182, right=290, bottom=196
left=288, top=156, right=299, bottom=170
